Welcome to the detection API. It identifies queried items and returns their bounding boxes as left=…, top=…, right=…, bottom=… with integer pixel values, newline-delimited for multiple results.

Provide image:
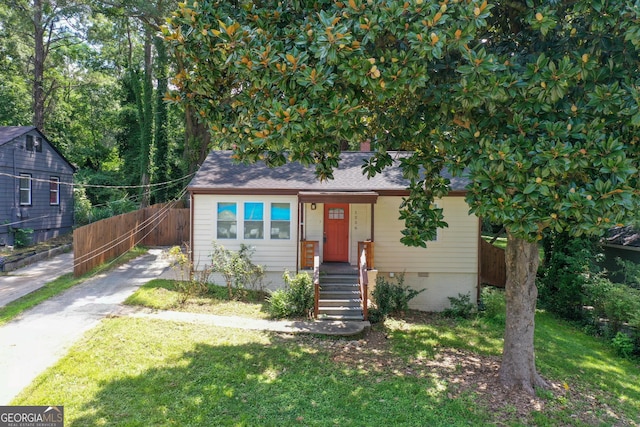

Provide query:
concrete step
left=319, top=290, right=361, bottom=299
left=318, top=306, right=363, bottom=317
left=320, top=274, right=359, bottom=284
left=320, top=283, right=360, bottom=292
left=318, top=298, right=362, bottom=307
left=317, top=313, right=365, bottom=321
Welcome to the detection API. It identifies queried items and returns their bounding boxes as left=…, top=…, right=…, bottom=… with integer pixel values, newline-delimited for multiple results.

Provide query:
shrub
left=538, top=234, right=602, bottom=321
left=73, top=186, right=138, bottom=226
left=611, top=332, right=635, bottom=359
left=614, top=257, right=640, bottom=290
left=166, top=245, right=209, bottom=303
left=73, top=187, right=94, bottom=226
left=443, top=293, right=476, bottom=319
left=370, top=274, right=424, bottom=322
left=210, top=243, right=266, bottom=299
left=13, top=228, right=33, bottom=248
left=267, top=271, right=314, bottom=319
left=586, top=277, right=640, bottom=339
left=479, top=287, right=506, bottom=325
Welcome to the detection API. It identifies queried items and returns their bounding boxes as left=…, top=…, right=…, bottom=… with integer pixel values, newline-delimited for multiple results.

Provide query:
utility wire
left=0, top=171, right=196, bottom=190
left=1, top=214, right=54, bottom=228
left=74, top=191, right=185, bottom=264
left=73, top=188, right=188, bottom=270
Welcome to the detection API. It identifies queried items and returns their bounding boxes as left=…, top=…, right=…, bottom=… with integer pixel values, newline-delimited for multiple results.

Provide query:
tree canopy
left=164, top=0, right=640, bottom=393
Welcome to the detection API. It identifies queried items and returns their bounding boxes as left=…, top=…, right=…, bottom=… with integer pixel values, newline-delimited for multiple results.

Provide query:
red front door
left=323, top=204, right=349, bottom=262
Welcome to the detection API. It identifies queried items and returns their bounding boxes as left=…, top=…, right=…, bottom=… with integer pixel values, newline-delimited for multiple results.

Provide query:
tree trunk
left=152, top=35, right=169, bottom=203
left=499, top=231, right=549, bottom=395
left=184, top=104, right=211, bottom=173
left=32, top=0, right=45, bottom=130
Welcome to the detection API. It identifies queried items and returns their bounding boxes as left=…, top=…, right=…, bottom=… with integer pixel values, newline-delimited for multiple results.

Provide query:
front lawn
left=12, top=310, right=640, bottom=426
left=124, top=279, right=270, bottom=319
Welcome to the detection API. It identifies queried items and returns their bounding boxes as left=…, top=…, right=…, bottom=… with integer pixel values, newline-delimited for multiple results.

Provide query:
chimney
left=360, top=140, right=371, bottom=152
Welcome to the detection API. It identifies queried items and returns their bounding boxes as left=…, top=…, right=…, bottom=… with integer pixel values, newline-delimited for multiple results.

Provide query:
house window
left=244, top=202, right=264, bottom=239
left=328, top=207, right=345, bottom=220
left=35, top=136, right=43, bottom=152
left=25, top=135, right=34, bottom=151
left=217, top=202, right=237, bottom=239
left=19, top=174, right=32, bottom=205
left=430, top=203, right=440, bottom=241
left=270, top=203, right=291, bottom=239
left=50, top=177, right=60, bottom=205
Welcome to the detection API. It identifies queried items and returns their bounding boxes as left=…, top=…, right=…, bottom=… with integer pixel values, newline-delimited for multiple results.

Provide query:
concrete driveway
left=0, top=251, right=74, bottom=307
left=0, top=248, right=171, bottom=405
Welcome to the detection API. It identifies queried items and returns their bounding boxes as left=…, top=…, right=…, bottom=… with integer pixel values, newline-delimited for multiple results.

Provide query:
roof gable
left=189, top=150, right=469, bottom=194
left=0, top=126, right=36, bottom=146
left=0, top=126, right=76, bottom=172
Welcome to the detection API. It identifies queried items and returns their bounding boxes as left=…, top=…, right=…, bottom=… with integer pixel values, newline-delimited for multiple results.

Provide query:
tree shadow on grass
left=533, top=313, right=640, bottom=409
left=69, top=334, right=482, bottom=426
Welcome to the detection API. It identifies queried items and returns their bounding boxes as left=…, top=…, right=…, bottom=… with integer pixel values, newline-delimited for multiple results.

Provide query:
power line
left=0, top=171, right=196, bottom=190
left=73, top=189, right=188, bottom=270
left=1, top=215, right=54, bottom=228
left=85, top=182, right=184, bottom=209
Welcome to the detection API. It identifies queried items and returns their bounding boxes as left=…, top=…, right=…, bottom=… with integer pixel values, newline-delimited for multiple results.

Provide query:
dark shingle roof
left=606, top=226, right=640, bottom=248
left=0, top=126, right=35, bottom=146
left=0, top=126, right=76, bottom=172
left=189, top=150, right=469, bottom=194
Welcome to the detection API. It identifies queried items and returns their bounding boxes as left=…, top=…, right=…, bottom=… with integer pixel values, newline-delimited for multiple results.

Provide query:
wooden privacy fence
left=73, top=203, right=189, bottom=277
left=479, top=237, right=507, bottom=288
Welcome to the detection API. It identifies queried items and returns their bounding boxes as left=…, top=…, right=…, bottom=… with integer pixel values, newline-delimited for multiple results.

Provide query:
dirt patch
left=293, top=322, right=635, bottom=426
left=0, top=233, right=72, bottom=257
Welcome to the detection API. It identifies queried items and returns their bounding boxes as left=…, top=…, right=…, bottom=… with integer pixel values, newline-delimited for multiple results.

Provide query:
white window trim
left=270, top=202, right=292, bottom=240
left=216, top=202, right=238, bottom=239
left=19, top=173, right=32, bottom=206
left=243, top=201, right=265, bottom=240
left=50, top=176, right=60, bottom=205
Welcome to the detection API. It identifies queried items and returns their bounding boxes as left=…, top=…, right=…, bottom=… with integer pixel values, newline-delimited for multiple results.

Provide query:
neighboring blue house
left=0, top=126, right=75, bottom=246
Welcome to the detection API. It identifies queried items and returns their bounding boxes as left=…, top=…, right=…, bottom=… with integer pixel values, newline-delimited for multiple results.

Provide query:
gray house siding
left=0, top=127, right=75, bottom=246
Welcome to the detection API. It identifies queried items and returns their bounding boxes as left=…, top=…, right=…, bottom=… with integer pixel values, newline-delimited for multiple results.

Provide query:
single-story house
left=0, top=126, right=75, bottom=246
left=188, top=150, right=479, bottom=318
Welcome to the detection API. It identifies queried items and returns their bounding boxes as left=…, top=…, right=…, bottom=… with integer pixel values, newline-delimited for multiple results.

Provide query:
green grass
left=11, top=309, right=640, bottom=426
left=533, top=312, right=640, bottom=424
left=0, top=247, right=148, bottom=326
left=124, top=278, right=271, bottom=319
left=13, top=318, right=493, bottom=426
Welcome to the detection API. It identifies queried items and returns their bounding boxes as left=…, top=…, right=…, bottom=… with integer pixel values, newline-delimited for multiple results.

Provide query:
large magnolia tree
left=164, top=0, right=640, bottom=393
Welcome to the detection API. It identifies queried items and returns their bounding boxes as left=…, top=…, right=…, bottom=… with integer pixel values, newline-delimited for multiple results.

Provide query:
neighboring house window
left=271, top=203, right=291, bottom=239
left=217, top=202, right=237, bottom=239
left=35, top=136, right=43, bottom=152
left=50, top=177, right=60, bottom=205
left=19, top=174, right=32, bottom=205
left=25, top=135, right=34, bottom=151
left=244, top=202, right=264, bottom=239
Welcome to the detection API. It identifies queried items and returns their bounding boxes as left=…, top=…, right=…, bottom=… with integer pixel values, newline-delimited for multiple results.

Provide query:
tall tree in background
left=95, top=0, right=186, bottom=205
left=165, top=0, right=640, bottom=394
left=0, top=4, right=31, bottom=125
left=1, top=0, right=88, bottom=131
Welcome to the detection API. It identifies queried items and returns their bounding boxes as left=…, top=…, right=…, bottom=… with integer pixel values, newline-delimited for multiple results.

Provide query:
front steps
left=317, top=273, right=364, bottom=321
